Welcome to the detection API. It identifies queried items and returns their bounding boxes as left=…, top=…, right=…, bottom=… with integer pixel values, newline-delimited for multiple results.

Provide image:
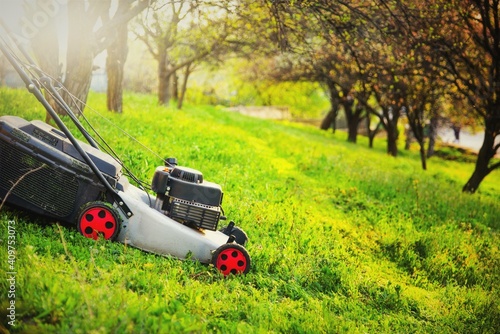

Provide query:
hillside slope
left=1, top=88, right=499, bottom=333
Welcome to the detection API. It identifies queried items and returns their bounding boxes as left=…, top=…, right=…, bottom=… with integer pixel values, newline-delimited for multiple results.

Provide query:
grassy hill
left=0, top=87, right=499, bottom=333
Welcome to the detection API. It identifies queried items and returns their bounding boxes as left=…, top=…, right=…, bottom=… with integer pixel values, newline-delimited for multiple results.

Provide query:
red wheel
left=77, top=202, right=120, bottom=241
left=212, top=243, right=251, bottom=276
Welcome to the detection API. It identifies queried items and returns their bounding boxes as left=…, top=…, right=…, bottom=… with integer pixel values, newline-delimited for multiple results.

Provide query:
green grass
left=1, top=87, right=499, bottom=333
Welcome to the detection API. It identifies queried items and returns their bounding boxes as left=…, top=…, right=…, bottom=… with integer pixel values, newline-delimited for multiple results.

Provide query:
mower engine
left=151, top=162, right=224, bottom=231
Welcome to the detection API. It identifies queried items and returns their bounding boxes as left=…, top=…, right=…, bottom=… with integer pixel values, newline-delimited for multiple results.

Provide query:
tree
left=134, top=0, right=185, bottom=105
left=105, top=0, right=138, bottom=113
left=336, top=2, right=406, bottom=156
left=315, top=46, right=366, bottom=143
left=106, top=22, right=128, bottom=113
left=266, top=48, right=363, bottom=138
left=403, top=73, right=442, bottom=170
left=134, top=0, right=262, bottom=107
left=27, top=0, right=153, bottom=117
left=359, top=0, right=445, bottom=162
left=265, top=2, right=369, bottom=142
left=423, top=0, right=500, bottom=192
left=268, top=0, right=494, bottom=171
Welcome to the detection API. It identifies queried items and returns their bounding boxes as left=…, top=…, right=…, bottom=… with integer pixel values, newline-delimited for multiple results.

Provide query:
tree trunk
left=406, top=110, right=427, bottom=170
left=106, top=23, right=128, bottom=113
left=60, top=58, right=94, bottom=116
left=320, top=80, right=341, bottom=132
left=366, top=110, right=382, bottom=148
left=320, top=108, right=338, bottom=131
left=385, top=115, right=400, bottom=157
left=426, top=115, right=438, bottom=158
left=383, top=106, right=400, bottom=157
left=158, top=53, right=171, bottom=105
left=387, top=126, right=399, bottom=156
left=462, top=118, right=499, bottom=193
left=404, top=125, right=412, bottom=150
left=59, top=0, right=96, bottom=116
left=177, top=63, right=192, bottom=110
left=347, top=114, right=359, bottom=143
left=368, top=136, right=375, bottom=148
left=173, top=70, right=179, bottom=102
left=419, top=144, right=427, bottom=170
left=462, top=161, right=490, bottom=194
left=415, top=135, right=427, bottom=170
left=344, top=99, right=364, bottom=143
left=343, top=96, right=358, bottom=143
left=367, top=117, right=376, bottom=148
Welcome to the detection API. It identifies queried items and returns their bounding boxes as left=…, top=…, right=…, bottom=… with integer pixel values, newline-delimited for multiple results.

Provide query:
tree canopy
left=266, top=0, right=500, bottom=192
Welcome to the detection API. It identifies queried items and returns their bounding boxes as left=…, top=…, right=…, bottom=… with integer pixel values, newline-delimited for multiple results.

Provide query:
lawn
left=0, top=87, right=499, bottom=333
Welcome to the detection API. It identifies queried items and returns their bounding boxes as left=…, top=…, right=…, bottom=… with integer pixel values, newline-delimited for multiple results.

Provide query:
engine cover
left=152, top=166, right=223, bottom=207
left=168, top=176, right=222, bottom=207
left=151, top=165, right=224, bottom=230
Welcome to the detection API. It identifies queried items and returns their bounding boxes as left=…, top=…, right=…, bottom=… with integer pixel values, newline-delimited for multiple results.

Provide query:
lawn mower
left=0, top=36, right=250, bottom=276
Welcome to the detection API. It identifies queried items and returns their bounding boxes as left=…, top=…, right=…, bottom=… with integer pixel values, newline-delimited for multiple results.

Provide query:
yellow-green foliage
left=0, top=88, right=499, bottom=333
